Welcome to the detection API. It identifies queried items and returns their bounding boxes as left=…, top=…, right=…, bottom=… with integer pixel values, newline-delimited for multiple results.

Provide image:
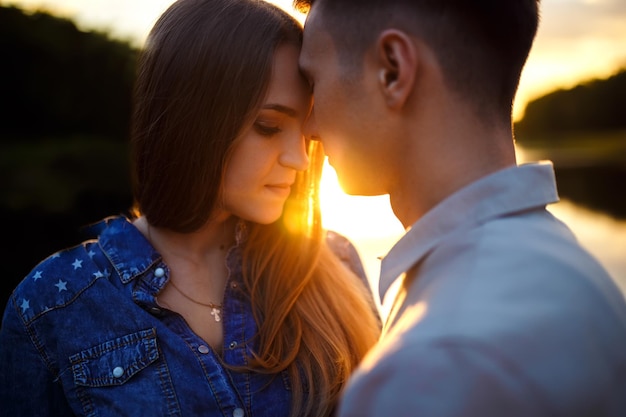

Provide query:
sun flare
left=319, top=159, right=404, bottom=291
left=319, top=159, right=403, bottom=238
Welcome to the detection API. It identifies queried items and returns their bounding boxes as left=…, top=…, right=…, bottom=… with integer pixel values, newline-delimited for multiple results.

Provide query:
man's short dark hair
left=295, top=0, right=540, bottom=123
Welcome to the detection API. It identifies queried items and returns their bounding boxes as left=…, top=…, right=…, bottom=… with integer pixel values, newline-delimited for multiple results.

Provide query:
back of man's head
left=295, top=0, right=540, bottom=124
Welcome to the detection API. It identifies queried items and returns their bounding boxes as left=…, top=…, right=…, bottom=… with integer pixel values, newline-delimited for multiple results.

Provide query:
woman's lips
left=265, top=183, right=292, bottom=196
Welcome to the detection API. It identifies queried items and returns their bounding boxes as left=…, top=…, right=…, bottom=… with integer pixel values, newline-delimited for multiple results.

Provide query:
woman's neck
left=133, top=215, right=237, bottom=284
left=133, top=215, right=236, bottom=349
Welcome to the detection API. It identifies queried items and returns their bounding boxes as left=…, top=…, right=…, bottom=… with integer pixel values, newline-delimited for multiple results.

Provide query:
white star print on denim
left=54, top=280, right=68, bottom=292
left=0, top=216, right=303, bottom=416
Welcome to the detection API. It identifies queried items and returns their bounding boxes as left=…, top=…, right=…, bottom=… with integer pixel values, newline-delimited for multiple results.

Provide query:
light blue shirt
left=339, top=162, right=626, bottom=417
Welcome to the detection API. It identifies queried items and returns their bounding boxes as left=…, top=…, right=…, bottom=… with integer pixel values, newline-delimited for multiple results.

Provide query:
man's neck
left=389, top=118, right=516, bottom=229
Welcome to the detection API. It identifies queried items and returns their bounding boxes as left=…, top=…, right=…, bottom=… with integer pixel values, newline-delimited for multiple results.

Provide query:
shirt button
left=233, top=408, right=244, bottom=417
left=229, top=341, right=238, bottom=350
left=149, top=307, right=161, bottom=314
left=230, top=282, right=238, bottom=289
left=112, top=366, right=124, bottom=378
left=154, top=267, right=165, bottom=278
left=198, top=345, right=210, bottom=354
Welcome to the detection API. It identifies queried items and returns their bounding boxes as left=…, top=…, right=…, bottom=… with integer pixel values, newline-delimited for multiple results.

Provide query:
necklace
left=168, top=279, right=223, bottom=322
left=145, top=221, right=224, bottom=322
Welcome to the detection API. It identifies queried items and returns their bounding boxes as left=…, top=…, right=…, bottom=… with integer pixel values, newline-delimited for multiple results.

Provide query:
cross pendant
left=211, top=307, right=221, bottom=322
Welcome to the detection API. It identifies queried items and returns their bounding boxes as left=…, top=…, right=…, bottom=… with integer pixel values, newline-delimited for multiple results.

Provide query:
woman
left=0, top=0, right=381, bottom=416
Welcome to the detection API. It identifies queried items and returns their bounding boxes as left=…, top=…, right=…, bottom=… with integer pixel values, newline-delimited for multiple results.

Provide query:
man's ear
left=375, top=29, right=417, bottom=110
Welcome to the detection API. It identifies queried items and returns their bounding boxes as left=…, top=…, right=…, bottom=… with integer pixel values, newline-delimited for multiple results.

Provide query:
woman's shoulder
left=10, top=239, right=107, bottom=325
left=326, top=230, right=357, bottom=256
left=325, top=230, right=368, bottom=284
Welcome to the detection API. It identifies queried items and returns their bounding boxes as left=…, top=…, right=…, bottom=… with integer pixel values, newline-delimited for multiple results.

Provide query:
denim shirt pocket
left=70, top=328, right=159, bottom=387
left=68, top=328, right=178, bottom=417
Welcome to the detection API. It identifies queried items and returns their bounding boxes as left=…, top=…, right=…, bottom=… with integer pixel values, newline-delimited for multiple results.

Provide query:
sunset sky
left=3, top=0, right=626, bottom=121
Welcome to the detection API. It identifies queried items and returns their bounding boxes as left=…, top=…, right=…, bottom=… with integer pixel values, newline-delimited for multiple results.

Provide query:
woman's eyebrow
left=262, top=103, right=298, bottom=118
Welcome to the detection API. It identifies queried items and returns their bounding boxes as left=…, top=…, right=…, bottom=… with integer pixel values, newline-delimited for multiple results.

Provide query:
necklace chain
left=168, top=278, right=222, bottom=309
left=146, top=221, right=223, bottom=322
left=168, top=279, right=223, bottom=322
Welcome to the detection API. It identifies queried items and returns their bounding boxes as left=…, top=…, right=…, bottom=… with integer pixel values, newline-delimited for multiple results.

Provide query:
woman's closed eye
left=254, top=122, right=282, bottom=137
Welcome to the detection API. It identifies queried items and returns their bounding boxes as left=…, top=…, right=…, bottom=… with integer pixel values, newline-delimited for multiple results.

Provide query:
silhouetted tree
left=515, top=69, right=626, bottom=141
left=513, top=68, right=626, bottom=222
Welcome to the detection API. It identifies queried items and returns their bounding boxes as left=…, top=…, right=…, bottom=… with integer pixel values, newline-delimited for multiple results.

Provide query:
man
left=295, top=0, right=626, bottom=415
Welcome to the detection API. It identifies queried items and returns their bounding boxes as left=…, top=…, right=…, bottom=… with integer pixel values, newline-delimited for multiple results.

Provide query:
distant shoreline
left=516, top=131, right=626, bottom=220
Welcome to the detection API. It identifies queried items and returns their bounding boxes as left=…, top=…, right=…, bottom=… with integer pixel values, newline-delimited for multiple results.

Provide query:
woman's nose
left=279, top=134, right=310, bottom=171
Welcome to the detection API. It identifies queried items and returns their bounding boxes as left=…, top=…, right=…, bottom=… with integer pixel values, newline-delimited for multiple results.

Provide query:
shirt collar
left=94, top=216, right=248, bottom=286
left=379, top=162, right=559, bottom=302
left=94, top=216, right=162, bottom=284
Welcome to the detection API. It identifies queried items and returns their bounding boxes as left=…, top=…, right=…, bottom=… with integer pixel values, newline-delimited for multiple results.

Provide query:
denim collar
left=92, top=216, right=162, bottom=285
left=93, top=216, right=247, bottom=289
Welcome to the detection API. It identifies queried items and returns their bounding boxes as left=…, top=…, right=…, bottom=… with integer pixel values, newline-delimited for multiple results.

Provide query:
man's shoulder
left=413, top=219, right=626, bottom=340
left=340, top=328, right=549, bottom=416
left=348, top=292, right=626, bottom=416
left=378, top=237, right=626, bottom=412
left=428, top=208, right=614, bottom=295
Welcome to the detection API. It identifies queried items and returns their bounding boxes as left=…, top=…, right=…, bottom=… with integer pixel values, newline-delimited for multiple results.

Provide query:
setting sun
left=320, top=159, right=403, bottom=238
left=319, top=159, right=404, bottom=292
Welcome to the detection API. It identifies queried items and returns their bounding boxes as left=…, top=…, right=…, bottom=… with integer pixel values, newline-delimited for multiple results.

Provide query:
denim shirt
left=0, top=216, right=296, bottom=417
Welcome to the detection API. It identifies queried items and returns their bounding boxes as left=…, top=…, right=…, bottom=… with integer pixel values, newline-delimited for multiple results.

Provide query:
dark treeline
left=0, top=6, right=138, bottom=310
left=0, top=5, right=137, bottom=139
left=515, top=68, right=626, bottom=140
left=513, top=68, right=626, bottom=220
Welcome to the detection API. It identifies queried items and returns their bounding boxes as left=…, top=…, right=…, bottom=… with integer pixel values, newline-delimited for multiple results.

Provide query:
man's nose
left=302, top=108, right=320, bottom=142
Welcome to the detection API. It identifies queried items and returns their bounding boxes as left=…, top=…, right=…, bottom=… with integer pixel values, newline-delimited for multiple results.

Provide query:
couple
left=1, top=0, right=625, bottom=416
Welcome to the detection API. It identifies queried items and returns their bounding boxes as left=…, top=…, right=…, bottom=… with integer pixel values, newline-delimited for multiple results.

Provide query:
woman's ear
left=376, top=29, right=417, bottom=110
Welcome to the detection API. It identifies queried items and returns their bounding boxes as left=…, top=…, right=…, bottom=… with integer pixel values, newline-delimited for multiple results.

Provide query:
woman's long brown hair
left=243, top=140, right=380, bottom=416
left=131, top=1, right=380, bottom=415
